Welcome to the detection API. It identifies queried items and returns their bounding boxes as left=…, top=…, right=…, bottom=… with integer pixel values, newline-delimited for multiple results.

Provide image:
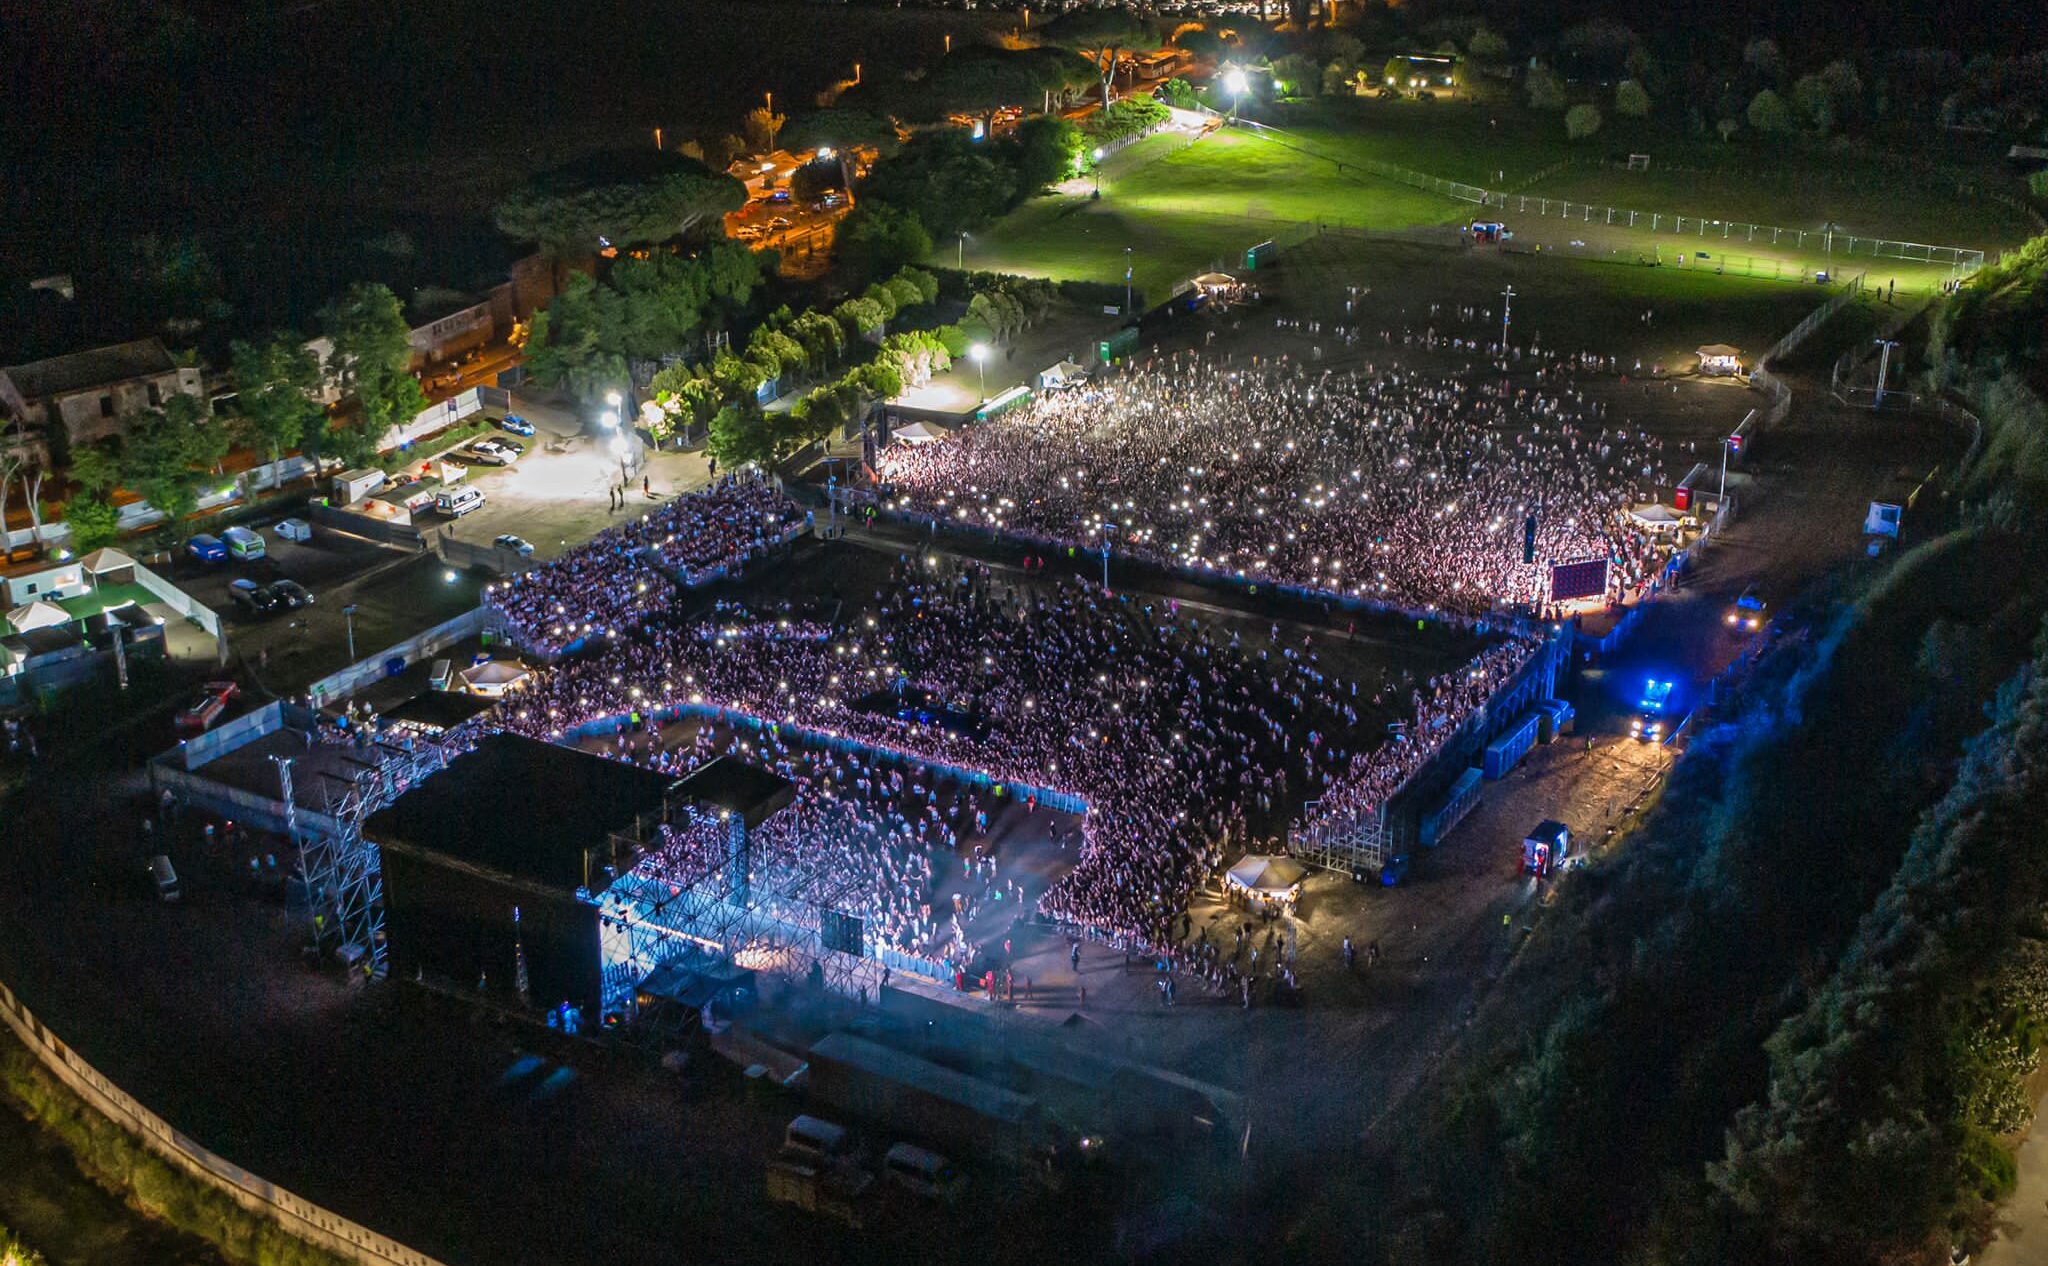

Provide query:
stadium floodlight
left=1224, top=67, right=1248, bottom=100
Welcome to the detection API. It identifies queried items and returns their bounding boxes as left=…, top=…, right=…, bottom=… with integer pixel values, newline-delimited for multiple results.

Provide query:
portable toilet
left=1522, top=820, right=1571, bottom=875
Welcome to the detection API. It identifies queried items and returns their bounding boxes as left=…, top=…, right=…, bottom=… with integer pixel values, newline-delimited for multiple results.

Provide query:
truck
left=765, top=1159, right=872, bottom=1228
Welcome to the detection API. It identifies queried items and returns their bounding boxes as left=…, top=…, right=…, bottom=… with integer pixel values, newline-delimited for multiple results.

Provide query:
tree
left=1743, top=37, right=1784, bottom=82
left=834, top=297, right=888, bottom=339
left=857, top=132, right=1019, bottom=238
left=1747, top=88, right=1795, bottom=133
left=121, top=393, right=215, bottom=535
left=1467, top=28, right=1509, bottom=63
left=493, top=151, right=747, bottom=270
left=323, top=282, right=428, bottom=456
left=1526, top=62, right=1567, bottom=110
left=744, top=105, right=787, bottom=155
left=1565, top=103, right=1604, bottom=139
left=1793, top=73, right=1836, bottom=133
left=1038, top=8, right=1160, bottom=109
left=1270, top=53, right=1321, bottom=97
left=1717, top=116, right=1741, bottom=142
left=706, top=401, right=778, bottom=470
left=62, top=493, right=121, bottom=553
left=835, top=202, right=933, bottom=283
left=1615, top=79, right=1651, bottom=117
left=520, top=275, right=630, bottom=400
left=229, top=334, right=323, bottom=466
left=1013, top=115, right=1083, bottom=193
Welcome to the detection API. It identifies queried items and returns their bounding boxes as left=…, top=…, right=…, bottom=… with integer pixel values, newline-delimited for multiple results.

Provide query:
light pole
left=1124, top=246, right=1133, bottom=315
left=1224, top=66, right=1248, bottom=115
left=1091, top=146, right=1104, bottom=195
left=957, top=231, right=968, bottom=269
left=342, top=604, right=358, bottom=662
left=1500, top=284, right=1515, bottom=347
left=970, top=343, right=988, bottom=402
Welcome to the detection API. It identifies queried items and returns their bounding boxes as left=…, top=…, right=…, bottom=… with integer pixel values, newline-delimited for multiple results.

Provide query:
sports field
left=953, top=101, right=2036, bottom=303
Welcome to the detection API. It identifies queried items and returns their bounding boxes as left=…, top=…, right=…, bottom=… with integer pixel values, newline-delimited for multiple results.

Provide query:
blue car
left=187, top=533, right=227, bottom=563
left=497, top=414, right=535, bottom=437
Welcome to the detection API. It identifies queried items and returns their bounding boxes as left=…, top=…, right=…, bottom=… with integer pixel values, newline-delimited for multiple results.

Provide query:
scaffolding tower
left=1290, top=798, right=1392, bottom=878
left=281, top=732, right=468, bottom=981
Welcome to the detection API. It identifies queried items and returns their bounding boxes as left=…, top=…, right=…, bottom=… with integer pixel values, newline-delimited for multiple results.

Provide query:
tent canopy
left=459, top=660, right=531, bottom=695
left=1627, top=503, right=1682, bottom=531
left=5, top=599, right=72, bottom=633
left=1695, top=343, right=1742, bottom=359
left=1191, top=272, right=1240, bottom=291
left=1227, top=854, right=1306, bottom=893
left=78, top=547, right=138, bottom=574
left=893, top=421, right=945, bottom=445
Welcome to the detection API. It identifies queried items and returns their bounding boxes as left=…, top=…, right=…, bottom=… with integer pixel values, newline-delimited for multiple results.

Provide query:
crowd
left=875, top=353, right=1670, bottom=615
left=482, top=477, right=796, bottom=655
left=494, top=552, right=1538, bottom=966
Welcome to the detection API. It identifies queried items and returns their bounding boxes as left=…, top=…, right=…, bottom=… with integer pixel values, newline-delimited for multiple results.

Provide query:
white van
left=222, top=525, right=266, bottom=560
left=883, top=1143, right=965, bottom=1201
left=436, top=486, right=485, bottom=517
left=148, top=855, right=181, bottom=902
left=782, top=1115, right=851, bottom=1166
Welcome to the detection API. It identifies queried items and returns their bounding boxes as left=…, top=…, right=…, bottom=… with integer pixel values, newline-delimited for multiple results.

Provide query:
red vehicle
left=175, top=681, right=242, bottom=734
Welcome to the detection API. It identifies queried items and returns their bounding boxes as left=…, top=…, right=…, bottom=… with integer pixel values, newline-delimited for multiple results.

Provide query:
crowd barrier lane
left=0, top=979, right=450, bottom=1266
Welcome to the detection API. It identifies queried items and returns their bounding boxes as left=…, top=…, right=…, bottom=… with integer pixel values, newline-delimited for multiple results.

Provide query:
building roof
left=0, top=338, right=176, bottom=401
left=363, top=732, right=678, bottom=893
left=809, top=1032, right=1038, bottom=1125
left=671, top=756, right=795, bottom=829
left=378, top=691, right=499, bottom=733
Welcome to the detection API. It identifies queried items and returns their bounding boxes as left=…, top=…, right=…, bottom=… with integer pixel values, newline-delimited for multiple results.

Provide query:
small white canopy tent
left=1226, top=854, right=1307, bottom=895
left=1036, top=360, right=1089, bottom=391
left=5, top=599, right=72, bottom=634
left=458, top=659, right=532, bottom=698
left=1695, top=344, right=1744, bottom=375
left=892, top=421, right=946, bottom=445
left=1626, top=503, right=1684, bottom=535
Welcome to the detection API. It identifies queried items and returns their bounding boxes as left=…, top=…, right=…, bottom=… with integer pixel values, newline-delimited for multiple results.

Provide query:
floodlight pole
left=1501, top=285, right=1515, bottom=347
left=1873, top=338, right=1899, bottom=408
left=1719, top=436, right=1731, bottom=502
left=1125, top=246, right=1133, bottom=315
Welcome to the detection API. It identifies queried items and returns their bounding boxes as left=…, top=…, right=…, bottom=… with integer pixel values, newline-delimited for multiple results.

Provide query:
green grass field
left=1264, top=98, right=2042, bottom=253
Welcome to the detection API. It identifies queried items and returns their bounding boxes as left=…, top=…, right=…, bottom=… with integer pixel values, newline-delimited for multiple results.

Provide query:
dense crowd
left=483, top=477, right=796, bottom=655
left=494, top=553, right=1538, bottom=963
left=875, top=354, right=1669, bottom=615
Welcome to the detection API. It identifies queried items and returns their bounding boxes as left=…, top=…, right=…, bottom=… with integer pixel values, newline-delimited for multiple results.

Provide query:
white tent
left=458, top=659, right=531, bottom=698
left=1226, top=854, right=1307, bottom=895
left=893, top=421, right=946, bottom=445
left=5, top=599, right=72, bottom=634
left=1036, top=359, right=1089, bottom=391
left=78, top=547, right=138, bottom=575
left=1627, top=503, right=1683, bottom=534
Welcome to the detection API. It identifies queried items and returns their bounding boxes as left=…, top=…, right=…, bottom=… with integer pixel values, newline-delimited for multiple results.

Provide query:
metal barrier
left=304, top=605, right=504, bottom=708
left=0, top=979, right=448, bottom=1266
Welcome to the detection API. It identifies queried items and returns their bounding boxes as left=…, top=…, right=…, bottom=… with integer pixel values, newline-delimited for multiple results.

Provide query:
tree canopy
left=494, top=150, right=745, bottom=259
left=229, top=333, right=324, bottom=465
left=322, top=282, right=426, bottom=466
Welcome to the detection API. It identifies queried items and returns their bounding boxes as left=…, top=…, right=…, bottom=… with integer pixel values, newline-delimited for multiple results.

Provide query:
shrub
left=1565, top=104, right=1604, bottom=139
left=1615, top=79, right=1650, bottom=117
left=1747, top=88, right=1794, bottom=133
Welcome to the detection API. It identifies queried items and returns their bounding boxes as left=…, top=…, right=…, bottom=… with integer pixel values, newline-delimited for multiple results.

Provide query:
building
left=0, top=338, right=202, bottom=448
left=362, top=733, right=678, bottom=1018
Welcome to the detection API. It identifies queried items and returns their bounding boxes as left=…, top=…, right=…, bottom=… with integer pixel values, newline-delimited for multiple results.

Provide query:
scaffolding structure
left=595, top=804, right=884, bottom=1018
left=280, top=732, right=469, bottom=981
left=1290, top=798, right=1392, bottom=878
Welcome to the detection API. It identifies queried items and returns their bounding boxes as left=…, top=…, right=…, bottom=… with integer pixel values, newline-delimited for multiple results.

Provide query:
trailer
left=1419, top=767, right=1483, bottom=847
left=1482, top=712, right=1540, bottom=780
left=1522, top=820, right=1572, bottom=875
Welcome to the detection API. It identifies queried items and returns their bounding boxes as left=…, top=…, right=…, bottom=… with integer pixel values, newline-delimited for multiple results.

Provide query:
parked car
left=175, top=680, right=241, bottom=733
left=148, top=854, right=181, bottom=902
left=222, top=525, right=266, bottom=560
left=768, top=215, right=793, bottom=229
left=274, top=517, right=312, bottom=542
left=494, top=437, right=525, bottom=455
left=497, top=414, right=536, bottom=437
left=494, top=534, right=536, bottom=557
left=227, top=578, right=283, bottom=616
left=266, top=579, right=315, bottom=609
left=1725, top=586, right=1767, bottom=631
left=460, top=441, right=513, bottom=467
left=883, top=1143, right=966, bottom=1202
left=186, top=533, right=227, bottom=563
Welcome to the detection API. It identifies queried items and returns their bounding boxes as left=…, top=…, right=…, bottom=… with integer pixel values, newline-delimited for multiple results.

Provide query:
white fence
left=0, top=977, right=447, bottom=1266
left=1225, top=119, right=1987, bottom=273
left=304, top=604, right=505, bottom=709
